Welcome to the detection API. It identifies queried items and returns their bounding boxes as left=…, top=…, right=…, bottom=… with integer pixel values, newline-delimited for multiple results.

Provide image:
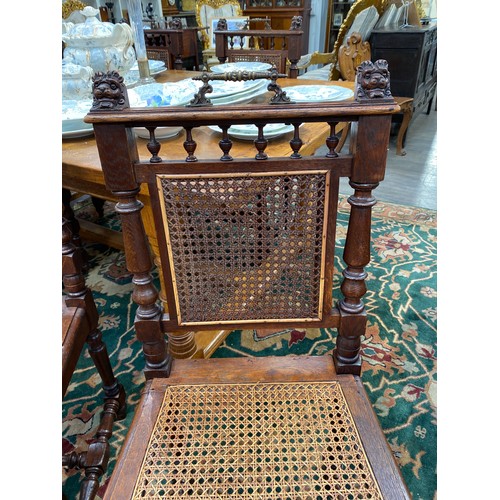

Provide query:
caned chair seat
left=107, top=357, right=408, bottom=499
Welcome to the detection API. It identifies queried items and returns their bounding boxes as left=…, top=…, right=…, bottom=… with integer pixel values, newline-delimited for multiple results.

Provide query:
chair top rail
left=85, top=61, right=399, bottom=128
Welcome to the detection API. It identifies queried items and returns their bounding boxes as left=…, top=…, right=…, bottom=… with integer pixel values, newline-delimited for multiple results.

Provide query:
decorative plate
left=210, top=61, right=272, bottom=73
left=283, top=85, right=354, bottom=103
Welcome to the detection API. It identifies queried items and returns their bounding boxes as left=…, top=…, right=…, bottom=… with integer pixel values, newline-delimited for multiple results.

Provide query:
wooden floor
left=317, top=105, right=437, bottom=210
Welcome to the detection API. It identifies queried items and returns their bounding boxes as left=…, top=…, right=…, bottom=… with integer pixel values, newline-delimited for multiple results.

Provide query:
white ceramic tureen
left=62, top=6, right=136, bottom=75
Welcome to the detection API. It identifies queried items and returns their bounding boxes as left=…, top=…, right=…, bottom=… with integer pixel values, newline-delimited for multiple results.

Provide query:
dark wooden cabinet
left=369, top=23, right=437, bottom=119
left=243, top=0, right=311, bottom=53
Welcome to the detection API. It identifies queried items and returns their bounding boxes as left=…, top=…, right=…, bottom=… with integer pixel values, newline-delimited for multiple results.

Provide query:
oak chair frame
left=84, top=63, right=410, bottom=499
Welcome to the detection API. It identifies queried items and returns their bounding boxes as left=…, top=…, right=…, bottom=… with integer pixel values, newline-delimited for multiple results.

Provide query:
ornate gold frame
left=195, top=0, right=242, bottom=49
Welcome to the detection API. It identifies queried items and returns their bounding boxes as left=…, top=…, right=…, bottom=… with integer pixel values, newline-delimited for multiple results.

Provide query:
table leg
left=396, top=99, right=413, bottom=156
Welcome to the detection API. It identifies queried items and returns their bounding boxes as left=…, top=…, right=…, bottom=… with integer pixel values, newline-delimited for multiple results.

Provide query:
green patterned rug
left=62, top=196, right=437, bottom=499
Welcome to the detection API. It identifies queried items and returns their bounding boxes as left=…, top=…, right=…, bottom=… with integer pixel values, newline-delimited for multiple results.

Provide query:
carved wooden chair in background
left=195, top=0, right=242, bottom=68
left=85, top=62, right=410, bottom=499
left=214, top=16, right=303, bottom=78
left=335, top=32, right=413, bottom=156
left=144, top=20, right=186, bottom=70
left=62, top=216, right=126, bottom=500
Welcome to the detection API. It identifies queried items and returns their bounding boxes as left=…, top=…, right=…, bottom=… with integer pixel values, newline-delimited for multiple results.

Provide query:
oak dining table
left=62, top=69, right=355, bottom=360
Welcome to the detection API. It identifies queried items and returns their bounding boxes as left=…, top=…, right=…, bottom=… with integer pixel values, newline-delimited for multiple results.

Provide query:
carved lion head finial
left=216, top=18, right=228, bottom=31
left=90, top=71, right=129, bottom=111
left=355, top=59, right=393, bottom=103
left=290, top=16, right=303, bottom=30
left=169, top=18, right=182, bottom=29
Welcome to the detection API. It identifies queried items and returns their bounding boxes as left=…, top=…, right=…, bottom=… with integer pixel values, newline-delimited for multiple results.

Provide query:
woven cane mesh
left=132, top=382, right=382, bottom=499
left=158, top=172, right=328, bottom=325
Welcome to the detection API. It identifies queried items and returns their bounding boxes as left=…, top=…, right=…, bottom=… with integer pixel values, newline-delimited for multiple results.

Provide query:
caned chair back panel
left=151, top=166, right=338, bottom=327
left=87, top=63, right=397, bottom=373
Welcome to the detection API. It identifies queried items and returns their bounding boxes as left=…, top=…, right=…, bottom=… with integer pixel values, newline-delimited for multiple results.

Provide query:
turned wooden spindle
left=183, top=126, right=197, bottom=162
left=334, top=181, right=378, bottom=374
left=115, top=192, right=171, bottom=378
left=289, top=123, right=303, bottom=158
left=254, top=124, right=268, bottom=160
left=325, top=122, right=339, bottom=158
left=146, top=127, right=162, bottom=163
left=219, top=126, right=233, bottom=161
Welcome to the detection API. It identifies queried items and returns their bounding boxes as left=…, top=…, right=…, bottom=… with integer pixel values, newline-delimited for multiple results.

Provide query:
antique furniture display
left=144, top=21, right=203, bottom=70
left=298, top=0, right=386, bottom=81
left=195, top=0, right=243, bottom=67
left=214, top=16, right=303, bottom=77
left=243, top=0, right=311, bottom=54
left=335, top=31, right=413, bottom=156
left=83, top=63, right=409, bottom=499
left=62, top=69, right=355, bottom=359
left=62, top=217, right=126, bottom=500
left=369, top=23, right=437, bottom=120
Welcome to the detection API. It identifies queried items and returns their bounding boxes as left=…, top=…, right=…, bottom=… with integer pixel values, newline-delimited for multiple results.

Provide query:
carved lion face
left=92, top=71, right=127, bottom=109
left=357, top=60, right=390, bottom=99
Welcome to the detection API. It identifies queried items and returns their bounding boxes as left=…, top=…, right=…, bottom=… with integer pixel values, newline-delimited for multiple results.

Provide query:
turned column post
left=333, top=59, right=395, bottom=375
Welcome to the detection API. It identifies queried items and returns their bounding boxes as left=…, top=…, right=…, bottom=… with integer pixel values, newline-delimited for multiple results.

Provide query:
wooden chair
left=214, top=16, right=303, bottom=78
left=195, top=0, right=243, bottom=68
left=85, top=63, right=410, bottom=499
left=335, top=32, right=413, bottom=156
left=144, top=22, right=185, bottom=70
left=297, top=0, right=386, bottom=81
left=62, top=216, right=126, bottom=500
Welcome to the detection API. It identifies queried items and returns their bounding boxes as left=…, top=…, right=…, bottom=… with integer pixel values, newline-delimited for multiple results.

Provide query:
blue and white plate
left=210, top=61, right=272, bottom=73
left=62, top=99, right=93, bottom=138
left=283, top=85, right=354, bottom=103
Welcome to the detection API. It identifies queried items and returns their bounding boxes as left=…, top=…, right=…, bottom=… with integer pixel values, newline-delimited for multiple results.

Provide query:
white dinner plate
left=282, top=85, right=354, bottom=103
left=62, top=127, right=94, bottom=139
left=211, top=79, right=269, bottom=105
left=210, top=61, right=272, bottom=73
left=209, top=123, right=294, bottom=141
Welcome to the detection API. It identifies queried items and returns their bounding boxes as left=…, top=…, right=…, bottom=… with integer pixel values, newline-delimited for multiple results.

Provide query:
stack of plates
left=62, top=99, right=94, bottom=139
left=283, top=85, right=354, bottom=103
left=210, top=61, right=272, bottom=73
left=209, top=123, right=295, bottom=141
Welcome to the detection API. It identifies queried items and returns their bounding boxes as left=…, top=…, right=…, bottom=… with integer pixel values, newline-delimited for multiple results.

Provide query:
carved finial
left=169, top=18, right=182, bottom=29
left=216, top=18, right=228, bottom=31
left=290, top=16, right=302, bottom=30
left=90, top=71, right=129, bottom=111
left=355, top=59, right=393, bottom=103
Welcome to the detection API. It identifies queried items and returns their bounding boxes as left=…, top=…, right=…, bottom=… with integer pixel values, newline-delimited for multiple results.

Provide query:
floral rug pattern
left=62, top=196, right=437, bottom=499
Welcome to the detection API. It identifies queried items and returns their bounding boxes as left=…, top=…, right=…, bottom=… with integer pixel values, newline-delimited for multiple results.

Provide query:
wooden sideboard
left=369, top=23, right=437, bottom=120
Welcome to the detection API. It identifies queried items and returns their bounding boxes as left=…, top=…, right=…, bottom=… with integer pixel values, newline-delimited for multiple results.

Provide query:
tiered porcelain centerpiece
left=62, top=6, right=136, bottom=75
